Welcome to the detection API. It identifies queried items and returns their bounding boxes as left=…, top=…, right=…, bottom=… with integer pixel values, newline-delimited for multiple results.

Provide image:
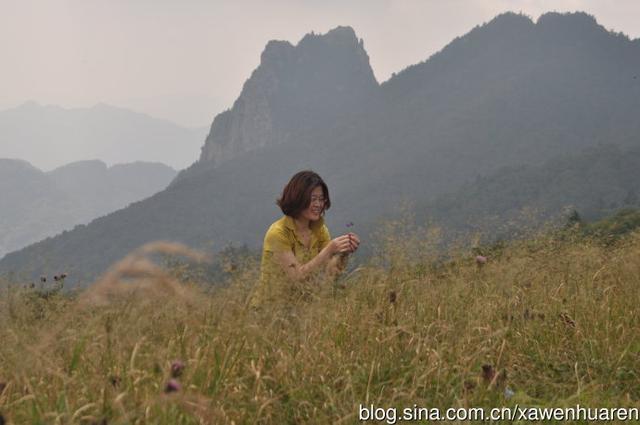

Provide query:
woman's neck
left=293, top=216, right=310, bottom=233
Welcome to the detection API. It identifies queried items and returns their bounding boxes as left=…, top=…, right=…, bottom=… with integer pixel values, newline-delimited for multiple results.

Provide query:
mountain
left=412, top=143, right=640, bottom=241
left=0, top=159, right=176, bottom=259
left=0, top=102, right=208, bottom=171
left=2, top=12, right=640, bottom=287
left=197, top=26, right=377, bottom=166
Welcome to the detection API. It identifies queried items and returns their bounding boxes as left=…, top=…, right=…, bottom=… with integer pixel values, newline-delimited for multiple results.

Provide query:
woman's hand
left=324, top=233, right=361, bottom=281
left=329, top=235, right=355, bottom=256
left=329, top=233, right=361, bottom=256
left=346, top=232, right=361, bottom=253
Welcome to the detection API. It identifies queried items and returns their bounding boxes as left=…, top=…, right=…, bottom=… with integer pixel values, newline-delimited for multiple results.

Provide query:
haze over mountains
left=2, top=12, right=640, bottom=287
left=0, top=101, right=208, bottom=171
left=0, top=159, right=176, bottom=259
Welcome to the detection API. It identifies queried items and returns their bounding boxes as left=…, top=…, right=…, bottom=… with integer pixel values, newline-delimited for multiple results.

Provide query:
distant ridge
left=0, top=101, right=207, bottom=171
left=0, top=159, right=176, bottom=259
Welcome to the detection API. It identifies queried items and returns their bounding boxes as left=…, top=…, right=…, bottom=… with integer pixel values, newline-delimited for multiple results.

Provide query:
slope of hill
left=2, top=12, right=640, bottom=287
left=410, top=144, right=640, bottom=241
left=0, top=102, right=208, bottom=171
left=0, top=159, right=176, bottom=259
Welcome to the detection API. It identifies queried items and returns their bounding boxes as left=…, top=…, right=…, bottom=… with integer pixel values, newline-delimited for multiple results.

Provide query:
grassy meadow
left=1, top=217, right=640, bottom=424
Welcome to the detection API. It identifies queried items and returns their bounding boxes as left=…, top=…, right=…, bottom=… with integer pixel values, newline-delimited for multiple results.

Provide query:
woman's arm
left=325, top=252, right=349, bottom=280
left=273, top=235, right=353, bottom=282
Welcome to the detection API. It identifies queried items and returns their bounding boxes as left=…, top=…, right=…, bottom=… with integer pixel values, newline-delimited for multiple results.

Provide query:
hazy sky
left=1, top=0, right=639, bottom=127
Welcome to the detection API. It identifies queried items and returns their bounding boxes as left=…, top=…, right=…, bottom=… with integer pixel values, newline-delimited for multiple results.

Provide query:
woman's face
left=300, top=185, right=326, bottom=222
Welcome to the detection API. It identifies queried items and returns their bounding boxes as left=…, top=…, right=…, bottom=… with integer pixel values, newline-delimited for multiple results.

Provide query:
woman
left=250, top=170, right=360, bottom=307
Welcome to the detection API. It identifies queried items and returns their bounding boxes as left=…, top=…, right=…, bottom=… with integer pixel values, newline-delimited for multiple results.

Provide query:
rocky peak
left=198, top=26, right=377, bottom=165
left=483, top=12, right=535, bottom=33
left=260, top=40, right=294, bottom=65
left=535, top=12, right=610, bottom=42
left=536, top=11, right=598, bottom=29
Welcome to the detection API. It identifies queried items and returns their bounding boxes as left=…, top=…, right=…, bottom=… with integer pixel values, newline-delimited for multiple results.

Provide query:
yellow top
left=251, top=215, right=331, bottom=306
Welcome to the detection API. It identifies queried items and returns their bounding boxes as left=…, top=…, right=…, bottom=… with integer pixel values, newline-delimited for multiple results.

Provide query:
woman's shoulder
left=266, top=216, right=289, bottom=233
left=263, top=216, right=293, bottom=246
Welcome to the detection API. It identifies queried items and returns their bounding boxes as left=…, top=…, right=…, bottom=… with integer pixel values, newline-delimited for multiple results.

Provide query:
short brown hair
left=276, top=170, right=331, bottom=218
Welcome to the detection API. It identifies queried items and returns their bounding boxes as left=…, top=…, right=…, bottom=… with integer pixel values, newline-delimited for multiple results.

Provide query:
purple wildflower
left=170, top=360, right=185, bottom=378
left=164, top=379, right=181, bottom=393
left=482, top=364, right=495, bottom=382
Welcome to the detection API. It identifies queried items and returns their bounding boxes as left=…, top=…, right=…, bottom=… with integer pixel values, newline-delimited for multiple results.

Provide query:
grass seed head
left=389, top=290, right=397, bottom=304
left=463, top=380, right=476, bottom=392
left=559, top=312, right=576, bottom=328
left=109, top=375, right=121, bottom=388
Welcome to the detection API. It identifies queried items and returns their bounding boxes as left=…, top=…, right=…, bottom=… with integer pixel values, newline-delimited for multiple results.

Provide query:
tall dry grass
left=1, top=222, right=639, bottom=424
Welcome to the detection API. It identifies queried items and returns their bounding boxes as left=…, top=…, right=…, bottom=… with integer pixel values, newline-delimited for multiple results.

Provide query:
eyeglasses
left=310, top=196, right=326, bottom=204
